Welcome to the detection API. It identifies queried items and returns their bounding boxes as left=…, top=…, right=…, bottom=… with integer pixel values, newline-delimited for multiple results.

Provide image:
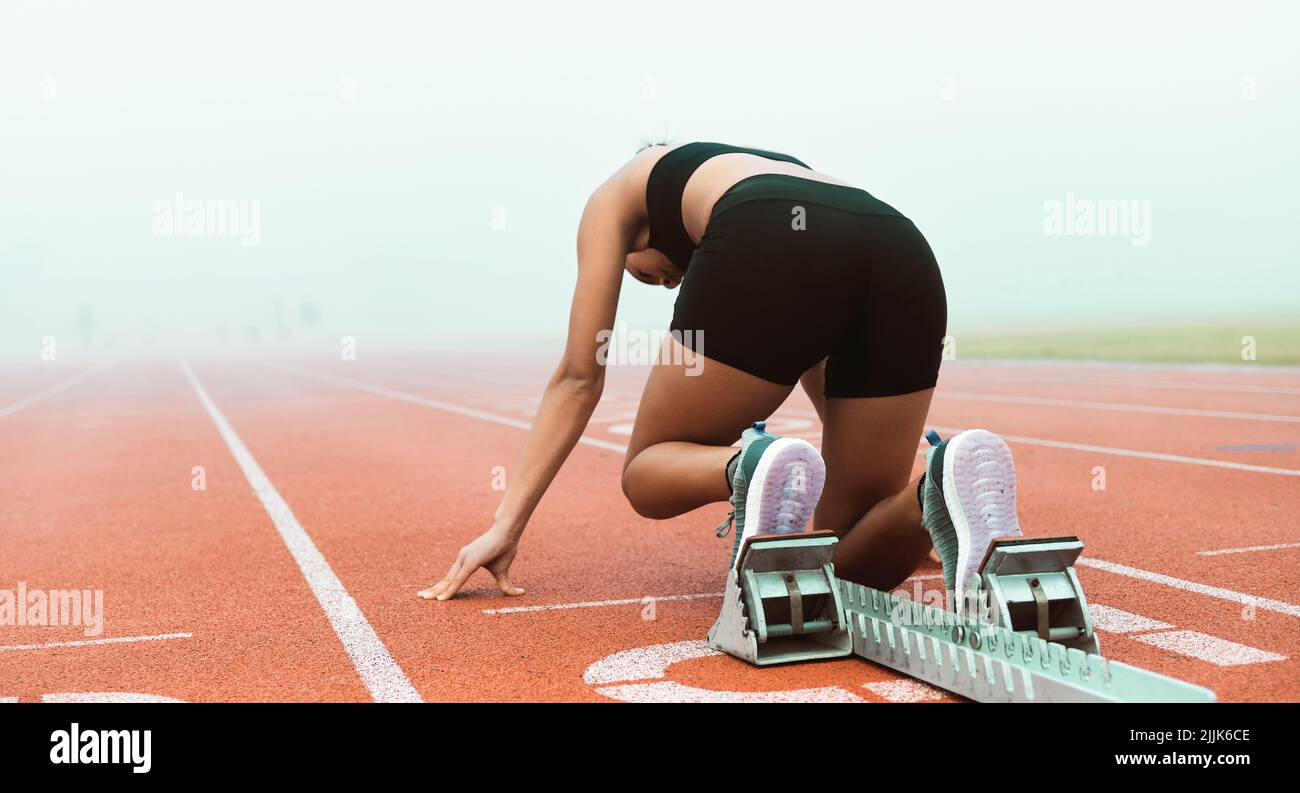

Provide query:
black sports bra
left=645, top=142, right=810, bottom=270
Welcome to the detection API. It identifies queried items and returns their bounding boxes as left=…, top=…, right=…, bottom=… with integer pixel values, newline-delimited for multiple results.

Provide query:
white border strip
left=0, top=632, right=191, bottom=653
left=0, top=363, right=108, bottom=420
left=180, top=359, right=421, bottom=702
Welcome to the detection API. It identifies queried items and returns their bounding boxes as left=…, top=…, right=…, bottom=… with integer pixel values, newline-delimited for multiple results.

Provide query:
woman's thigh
left=623, top=336, right=794, bottom=469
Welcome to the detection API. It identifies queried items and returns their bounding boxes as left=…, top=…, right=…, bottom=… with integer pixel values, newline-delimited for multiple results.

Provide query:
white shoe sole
left=734, top=438, right=826, bottom=569
left=942, top=429, right=1022, bottom=610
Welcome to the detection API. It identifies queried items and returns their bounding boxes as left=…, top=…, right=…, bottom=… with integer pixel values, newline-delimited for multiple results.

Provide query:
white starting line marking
left=0, top=362, right=109, bottom=420
left=1133, top=630, right=1287, bottom=667
left=485, top=576, right=943, bottom=615
left=0, top=632, right=192, bottom=653
left=484, top=575, right=938, bottom=617
left=483, top=592, right=722, bottom=615
left=181, top=359, right=422, bottom=703
left=936, top=390, right=1300, bottom=424
left=1198, top=542, right=1300, bottom=557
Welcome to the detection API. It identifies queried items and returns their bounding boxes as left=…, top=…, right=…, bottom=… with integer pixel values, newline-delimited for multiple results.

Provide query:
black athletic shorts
left=669, top=174, right=947, bottom=398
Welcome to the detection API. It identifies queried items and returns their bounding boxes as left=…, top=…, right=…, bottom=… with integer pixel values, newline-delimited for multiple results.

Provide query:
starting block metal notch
left=707, top=531, right=853, bottom=665
left=708, top=532, right=1217, bottom=703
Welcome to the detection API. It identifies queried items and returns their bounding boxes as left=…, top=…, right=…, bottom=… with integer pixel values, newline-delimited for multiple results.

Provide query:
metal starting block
left=708, top=532, right=1217, bottom=702
left=707, top=531, right=852, bottom=665
left=979, top=535, right=1099, bottom=654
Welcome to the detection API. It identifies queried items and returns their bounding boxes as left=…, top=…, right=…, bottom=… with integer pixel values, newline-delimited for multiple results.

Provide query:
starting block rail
left=708, top=532, right=1216, bottom=703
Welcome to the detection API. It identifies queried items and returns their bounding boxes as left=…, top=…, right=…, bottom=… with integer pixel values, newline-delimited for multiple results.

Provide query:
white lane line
left=1133, top=630, right=1287, bottom=666
left=1198, top=542, right=1300, bottom=557
left=0, top=632, right=192, bottom=653
left=937, top=390, right=1300, bottom=424
left=1088, top=604, right=1172, bottom=634
left=483, top=592, right=722, bottom=615
left=275, top=365, right=629, bottom=454
left=1077, top=557, right=1300, bottom=618
left=180, top=359, right=422, bottom=703
left=941, top=370, right=1300, bottom=397
left=0, top=362, right=109, bottom=420
left=1101, top=377, right=1300, bottom=396
left=929, top=425, right=1300, bottom=477
left=381, top=360, right=543, bottom=385
left=946, top=358, right=1300, bottom=376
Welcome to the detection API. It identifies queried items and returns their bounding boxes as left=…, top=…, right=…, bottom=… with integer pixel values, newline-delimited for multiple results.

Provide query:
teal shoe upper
left=920, top=430, right=959, bottom=595
left=717, top=421, right=779, bottom=568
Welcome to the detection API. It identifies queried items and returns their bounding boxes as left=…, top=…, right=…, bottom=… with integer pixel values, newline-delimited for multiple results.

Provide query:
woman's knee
left=620, top=455, right=675, bottom=520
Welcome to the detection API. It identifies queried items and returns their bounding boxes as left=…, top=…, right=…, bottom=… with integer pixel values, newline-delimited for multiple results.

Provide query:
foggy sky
left=2, top=1, right=1296, bottom=358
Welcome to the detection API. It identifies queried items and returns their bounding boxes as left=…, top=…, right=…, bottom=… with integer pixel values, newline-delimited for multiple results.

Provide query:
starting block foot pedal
left=979, top=535, right=1100, bottom=654
left=707, top=531, right=852, bottom=665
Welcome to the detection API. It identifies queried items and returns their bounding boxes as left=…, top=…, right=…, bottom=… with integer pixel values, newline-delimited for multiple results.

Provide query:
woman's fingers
left=436, top=562, right=478, bottom=601
left=419, top=536, right=522, bottom=601
left=417, top=554, right=466, bottom=599
left=492, top=570, right=525, bottom=596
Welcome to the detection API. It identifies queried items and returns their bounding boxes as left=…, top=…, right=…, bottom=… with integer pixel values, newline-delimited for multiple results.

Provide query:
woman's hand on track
left=418, top=528, right=526, bottom=601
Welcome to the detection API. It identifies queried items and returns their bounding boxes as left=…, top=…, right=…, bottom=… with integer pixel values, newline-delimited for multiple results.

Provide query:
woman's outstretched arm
left=419, top=166, right=643, bottom=600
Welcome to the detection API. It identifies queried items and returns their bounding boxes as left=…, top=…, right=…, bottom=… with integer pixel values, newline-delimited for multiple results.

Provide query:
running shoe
left=715, top=421, right=826, bottom=569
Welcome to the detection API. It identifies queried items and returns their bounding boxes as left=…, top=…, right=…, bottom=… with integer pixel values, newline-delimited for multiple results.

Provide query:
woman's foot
left=919, top=428, right=1023, bottom=614
left=716, top=421, right=826, bottom=569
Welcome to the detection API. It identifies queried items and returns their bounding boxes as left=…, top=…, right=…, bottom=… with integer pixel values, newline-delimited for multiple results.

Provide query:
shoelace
left=714, top=510, right=735, bottom=538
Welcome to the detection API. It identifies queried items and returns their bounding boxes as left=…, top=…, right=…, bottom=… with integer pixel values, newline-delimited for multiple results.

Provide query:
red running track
left=1, top=349, right=1296, bottom=702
